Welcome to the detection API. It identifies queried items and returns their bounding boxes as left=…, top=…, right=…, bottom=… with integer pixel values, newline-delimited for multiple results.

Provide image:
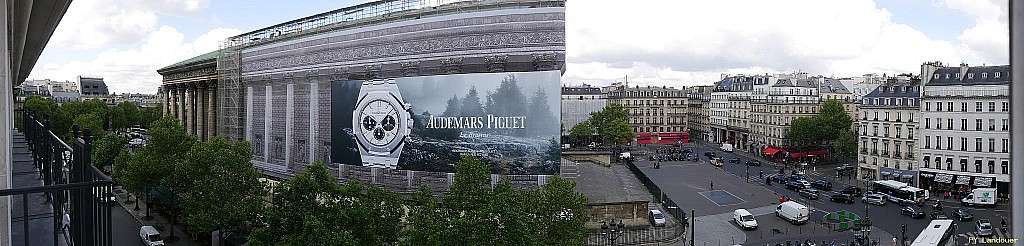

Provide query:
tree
left=139, top=105, right=163, bottom=128
left=23, top=96, right=58, bottom=118
left=588, top=104, right=633, bottom=144
left=249, top=161, right=404, bottom=245
left=461, top=86, right=485, bottom=116
left=73, top=113, right=105, bottom=137
left=834, top=130, right=857, bottom=161
left=128, top=116, right=195, bottom=219
left=786, top=117, right=819, bottom=145
left=109, top=107, right=128, bottom=131
left=568, top=120, right=596, bottom=146
left=92, top=134, right=126, bottom=169
left=601, top=119, right=633, bottom=145
left=442, top=95, right=462, bottom=117
left=116, top=101, right=141, bottom=128
left=485, top=74, right=527, bottom=117
left=526, top=87, right=557, bottom=136
left=538, top=176, right=589, bottom=245
left=175, top=137, right=266, bottom=244
left=817, top=99, right=853, bottom=142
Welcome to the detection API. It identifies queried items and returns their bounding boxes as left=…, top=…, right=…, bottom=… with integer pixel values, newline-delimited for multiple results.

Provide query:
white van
left=775, top=201, right=809, bottom=225
left=733, top=209, right=757, bottom=230
left=139, top=226, right=164, bottom=246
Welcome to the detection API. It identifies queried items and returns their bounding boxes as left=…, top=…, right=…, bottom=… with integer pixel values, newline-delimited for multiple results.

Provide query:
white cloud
left=565, top=0, right=1008, bottom=88
left=31, top=26, right=242, bottom=94
left=49, top=0, right=211, bottom=49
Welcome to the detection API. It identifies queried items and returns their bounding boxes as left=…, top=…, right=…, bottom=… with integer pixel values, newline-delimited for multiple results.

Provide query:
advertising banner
left=332, top=71, right=561, bottom=175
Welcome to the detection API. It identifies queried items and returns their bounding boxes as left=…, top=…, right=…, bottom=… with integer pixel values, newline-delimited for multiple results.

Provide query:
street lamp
left=601, top=220, right=625, bottom=246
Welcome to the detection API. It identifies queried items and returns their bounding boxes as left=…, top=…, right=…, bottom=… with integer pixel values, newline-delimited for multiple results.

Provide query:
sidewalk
left=114, top=190, right=199, bottom=245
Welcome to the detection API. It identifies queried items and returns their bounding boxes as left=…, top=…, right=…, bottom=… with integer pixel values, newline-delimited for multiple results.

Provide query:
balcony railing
left=4, top=110, right=115, bottom=246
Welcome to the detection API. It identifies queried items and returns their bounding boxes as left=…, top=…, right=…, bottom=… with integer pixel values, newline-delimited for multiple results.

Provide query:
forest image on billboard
left=331, top=71, right=561, bottom=175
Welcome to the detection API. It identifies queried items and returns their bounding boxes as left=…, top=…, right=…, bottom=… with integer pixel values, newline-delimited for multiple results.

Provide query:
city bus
left=871, top=180, right=929, bottom=205
left=910, top=220, right=956, bottom=246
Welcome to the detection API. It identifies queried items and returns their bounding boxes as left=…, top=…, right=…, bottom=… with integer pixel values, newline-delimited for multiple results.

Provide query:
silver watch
left=352, top=79, right=412, bottom=169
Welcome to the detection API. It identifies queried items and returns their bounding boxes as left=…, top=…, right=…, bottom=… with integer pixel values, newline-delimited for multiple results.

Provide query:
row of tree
left=21, top=95, right=162, bottom=139
left=567, top=104, right=634, bottom=146
left=785, top=99, right=857, bottom=161
left=111, top=116, right=588, bottom=244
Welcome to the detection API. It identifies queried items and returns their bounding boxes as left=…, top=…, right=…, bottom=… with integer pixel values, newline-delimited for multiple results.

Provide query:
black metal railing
left=4, top=110, right=114, bottom=246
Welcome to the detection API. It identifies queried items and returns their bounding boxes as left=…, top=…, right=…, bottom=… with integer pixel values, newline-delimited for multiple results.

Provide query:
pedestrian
left=759, top=170, right=764, bottom=179
left=710, top=181, right=714, bottom=190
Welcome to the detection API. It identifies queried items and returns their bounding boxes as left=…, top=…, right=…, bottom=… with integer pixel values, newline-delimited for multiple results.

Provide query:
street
left=633, top=142, right=1012, bottom=245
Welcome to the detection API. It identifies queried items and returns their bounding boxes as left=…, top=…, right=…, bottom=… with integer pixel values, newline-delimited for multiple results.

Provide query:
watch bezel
left=353, top=90, right=407, bottom=155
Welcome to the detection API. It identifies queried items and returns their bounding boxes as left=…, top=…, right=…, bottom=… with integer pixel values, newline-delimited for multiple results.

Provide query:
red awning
left=763, top=147, right=780, bottom=155
left=791, top=152, right=806, bottom=158
left=638, top=139, right=653, bottom=145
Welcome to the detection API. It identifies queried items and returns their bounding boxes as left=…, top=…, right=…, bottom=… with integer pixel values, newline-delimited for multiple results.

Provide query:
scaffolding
left=216, top=41, right=243, bottom=141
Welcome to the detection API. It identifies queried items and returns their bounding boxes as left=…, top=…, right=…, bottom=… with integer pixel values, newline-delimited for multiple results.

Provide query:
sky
left=27, top=0, right=1010, bottom=94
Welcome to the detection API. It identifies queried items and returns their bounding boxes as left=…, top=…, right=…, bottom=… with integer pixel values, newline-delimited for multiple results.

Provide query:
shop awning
left=933, top=173, right=953, bottom=183
left=973, top=177, right=993, bottom=187
left=955, top=176, right=972, bottom=185
left=790, top=152, right=806, bottom=158
left=901, top=174, right=914, bottom=179
left=763, top=147, right=780, bottom=156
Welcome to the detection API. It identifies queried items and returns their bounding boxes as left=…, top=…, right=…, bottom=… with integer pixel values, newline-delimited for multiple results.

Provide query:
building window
left=989, top=161, right=996, bottom=174
left=990, top=119, right=996, bottom=131
left=989, top=102, right=996, bottom=112
left=961, top=102, right=967, bottom=112
left=976, top=102, right=983, bottom=112
left=946, top=159, right=953, bottom=170
left=995, top=72, right=1001, bottom=78
left=947, top=102, right=953, bottom=112
left=961, top=119, right=967, bottom=130
left=976, top=119, right=983, bottom=131
left=1002, top=139, right=1008, bottom=153
left=895, top=127, right=901, bottom=138
left=976, top=138, right=983, bottom=152
left=1002, top=102, right=1009, bottom=112
left=925, top=118, right=930, bottom=129
left=1002, top=161, right=1009, bottom=174
left=946, top=137, right=953, bottom=150
left=925, top=102, right=931, bottom=111
left=960, top=137, right=967, bottom=151
left=967, top=73, right=974, bottom=79
left=989, top=138, right=995, bottom=152
left=935, top=136, right=941, bottom=149
left=1003, top=119, right=1009, bottom=131
left=975, top=160, right=982, bottom=173
left=982, top=72, right=988, bottom=78
left=936, top=102, right=943, bottom=111
left=907, top=128, right=913, bottom=139
left=947, top=119, right=953, bottom=130
left=936, top=118, right=942, bottom=129
left=924, top=136, right=931, bottom=149
left=923, top=156, right=930, bottom=168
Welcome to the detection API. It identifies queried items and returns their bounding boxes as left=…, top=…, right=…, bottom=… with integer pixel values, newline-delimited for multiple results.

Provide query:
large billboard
left=332, top=71, right=561, bottom=175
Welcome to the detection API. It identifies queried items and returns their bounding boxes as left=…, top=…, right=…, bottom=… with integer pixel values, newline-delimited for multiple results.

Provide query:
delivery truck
left=961, top=188, right=997, bottom=207
left=720, top=143, right=734, bottom=152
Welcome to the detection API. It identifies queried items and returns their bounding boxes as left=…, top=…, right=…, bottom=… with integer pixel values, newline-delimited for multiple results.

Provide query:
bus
left=910, top=220, right=956, bottom=246
left=871, top=180, right=929, bottom=205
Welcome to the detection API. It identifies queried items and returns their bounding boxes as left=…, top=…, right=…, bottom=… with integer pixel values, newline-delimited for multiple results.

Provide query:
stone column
left=207, top=82, right=216, bottom=140
left=196, top=82, right=205, bottom=141
left=185, top=85, right=193, bottom=135
left=168, top=85, right=177, bottom=118
left=177, top=86, right=185, bottom=123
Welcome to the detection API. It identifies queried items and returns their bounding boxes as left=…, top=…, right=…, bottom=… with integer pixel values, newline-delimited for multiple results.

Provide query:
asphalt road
left=112, top=201, right=144, bottom=246
left=634, top=142, right=1012, bottom=244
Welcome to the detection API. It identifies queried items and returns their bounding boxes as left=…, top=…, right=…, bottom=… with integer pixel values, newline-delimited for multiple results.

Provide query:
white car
left=648, top=210, right=666, bottom=227
left=129, top=138, right=145, bottom=146
left=139, top=226, right=164, bottom=246
left=733, top=209, right=757, bottom=230
left=862, top=194, right=886, bottom=206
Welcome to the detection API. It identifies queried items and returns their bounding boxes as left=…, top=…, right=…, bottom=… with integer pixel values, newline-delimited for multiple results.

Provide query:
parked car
left=798, top=189, right=819, bottom=200
left=976, top=219, right=993, bottom=237
left=683, top=148, right=693, bottom=154
left=140, top=226, right=165, bottom=246
left=649, top=210, right=666, bottom=227
left=787, top=174, right=805, bottom=182
left=745, top=161, right=761, bottom=166
left=811, top=179, right=833, bottom=191
left=733, top=209, right=758, bottom=230
left=901, top=205, right=925, bottom=219
left=729, top=158, right=740, bottom=163
left=930, top=211, right=949, bottom=220
left=950, top=208, right=974, bottom=221
left=830, top=194, right=854, bottom=204
left=861, top=194, right=886, bottom=206
left=841, top=187, right=863, bottom=197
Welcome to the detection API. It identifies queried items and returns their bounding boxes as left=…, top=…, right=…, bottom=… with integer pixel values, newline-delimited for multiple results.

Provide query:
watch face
left=358, top=99, right=401, bottom=147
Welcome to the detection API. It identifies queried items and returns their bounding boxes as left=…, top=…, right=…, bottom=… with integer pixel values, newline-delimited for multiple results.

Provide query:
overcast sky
left=27, top=0, right=1009, bottom=94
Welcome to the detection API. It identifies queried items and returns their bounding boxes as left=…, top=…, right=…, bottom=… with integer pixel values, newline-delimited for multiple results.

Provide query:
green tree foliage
left=108, top=107, right=128, bottom=131
left=115, top=101, right=141, bottom=128
left=249, top=162, right=404, bottom=245
left=785, top=100, right=853, bottom=146
left=175, top=137, right=266, bottom=242
left=568, top=120, right=596, bottom=145
left=116, top=116, right=195, bottom=218
left=786, top=117, right=818, bottom=144
left=461, top=86, right=485, bottom=116
left=73, top=113, right=105, bottom=137
left=589, top=104, right=634, bottom=144
left=113, top=149, right=146, bottom=197
left=23, top=95, right=58, bottom=118
left=92, top=134, right=126, bottom=169
left=834, top=130, right=857, bottom=161
left=139, top=104, right=163, bottom=128
left=404, top=155, right=589, bottom=245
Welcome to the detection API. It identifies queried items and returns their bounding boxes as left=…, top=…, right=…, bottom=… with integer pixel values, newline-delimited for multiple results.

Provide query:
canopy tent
left=933, top=173, right=953, bottom=183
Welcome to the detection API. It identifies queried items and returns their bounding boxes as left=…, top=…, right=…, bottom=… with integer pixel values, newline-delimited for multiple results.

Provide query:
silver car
left=861, top=194, right=886, bottom=206
left=976, top=219, right=993, bottom=237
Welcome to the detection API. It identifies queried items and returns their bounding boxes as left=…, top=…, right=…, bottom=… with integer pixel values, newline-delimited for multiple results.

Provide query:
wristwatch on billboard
left=352, top=79, right=412, bottom=169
